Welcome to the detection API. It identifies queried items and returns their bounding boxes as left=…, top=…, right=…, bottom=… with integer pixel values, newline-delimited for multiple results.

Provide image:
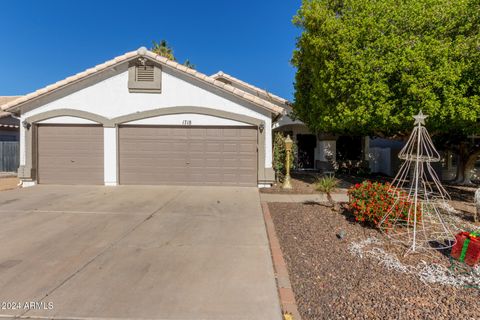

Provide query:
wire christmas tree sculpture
left=378, top=111, right=455, bottom=253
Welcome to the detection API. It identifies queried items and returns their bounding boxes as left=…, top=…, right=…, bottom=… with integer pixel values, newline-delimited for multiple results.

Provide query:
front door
left=296, top=134, right=316, bottom=169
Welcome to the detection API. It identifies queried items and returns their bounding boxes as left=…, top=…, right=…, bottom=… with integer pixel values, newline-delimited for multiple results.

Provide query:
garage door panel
left=119, top=126, right=257, bottom=186
left=39, top=141, right=103, bottom=151
left=240, top=129, right=257, bottom=138
left=41, top=157, right=102, bottom=167
left=189, top=142, right=206, bottom=152
left=204, top=159, right=222, bottom=167
left=37, top=125, right=104, bottom=185
left=239, top=143, right=256, bottom=152
left=121, top=158, right=187, bottom=168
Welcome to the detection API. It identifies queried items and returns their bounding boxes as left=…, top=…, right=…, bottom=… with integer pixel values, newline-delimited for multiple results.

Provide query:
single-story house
left=1, top=47, right=288, bottom=187
left=1, top=48, right=470, bottom=186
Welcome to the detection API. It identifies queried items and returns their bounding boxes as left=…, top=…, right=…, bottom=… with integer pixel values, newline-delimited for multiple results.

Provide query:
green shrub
left=315, top=175, right=339, bottom=194
left=335, top=160, right=371, bottom=176
left=348, top=181, right=421, bottom=228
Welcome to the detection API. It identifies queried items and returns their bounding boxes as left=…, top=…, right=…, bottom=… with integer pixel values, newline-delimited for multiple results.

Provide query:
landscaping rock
left=269, top=202, right=479, bottom=320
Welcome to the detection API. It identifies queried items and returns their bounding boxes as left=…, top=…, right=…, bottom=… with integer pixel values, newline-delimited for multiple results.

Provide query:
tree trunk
left=455, top=145, right=480, bottom=185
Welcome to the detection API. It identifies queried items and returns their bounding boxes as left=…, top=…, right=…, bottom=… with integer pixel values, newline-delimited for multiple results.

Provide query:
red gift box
left=451, top=232, right=480, bottom=267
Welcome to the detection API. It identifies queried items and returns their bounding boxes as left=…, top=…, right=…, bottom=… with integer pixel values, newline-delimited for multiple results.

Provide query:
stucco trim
left=18, top=125, right=35, bottom=180
left=113, top=106, right=263, bottom=126
left=26, top=109, right=112, bottom=126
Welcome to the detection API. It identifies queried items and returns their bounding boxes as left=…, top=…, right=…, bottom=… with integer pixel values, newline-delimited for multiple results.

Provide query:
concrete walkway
left=260, top=191, right=349, bottom=203
left=0, top=185, right=281, bottom=320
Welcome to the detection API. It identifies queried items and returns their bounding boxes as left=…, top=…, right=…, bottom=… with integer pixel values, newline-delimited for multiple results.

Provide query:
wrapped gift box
left=451, top=231, right=480, bottom=267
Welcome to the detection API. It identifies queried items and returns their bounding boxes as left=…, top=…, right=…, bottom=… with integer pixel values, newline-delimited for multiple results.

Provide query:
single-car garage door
left=119, top=126, right=257, bottom=186
left=37, top=125, right=104, bottom=184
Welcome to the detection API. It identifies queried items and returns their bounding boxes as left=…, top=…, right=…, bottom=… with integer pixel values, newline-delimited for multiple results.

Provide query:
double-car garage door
left=37, top=124, right=257, bottom=186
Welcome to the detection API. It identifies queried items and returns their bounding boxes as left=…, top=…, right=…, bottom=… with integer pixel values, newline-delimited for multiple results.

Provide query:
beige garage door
left=37, top=125, right=104, bottom=185
left=119, top=126, right=257, bottom=186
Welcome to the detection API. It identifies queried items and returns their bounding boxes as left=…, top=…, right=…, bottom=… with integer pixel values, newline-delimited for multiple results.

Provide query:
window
left=128, top=59, right=161, bottom=93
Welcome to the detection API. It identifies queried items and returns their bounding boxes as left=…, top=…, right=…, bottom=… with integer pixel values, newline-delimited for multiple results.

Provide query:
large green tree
left=292, top=0, right=480, bottom=184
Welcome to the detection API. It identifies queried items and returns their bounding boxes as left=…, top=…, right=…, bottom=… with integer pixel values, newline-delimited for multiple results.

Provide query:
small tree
left=151, top=39, right=195, bottom=69
left=151, top=40, right=175, bottom=60
left=183, top=59, right=196, bottom=69
left=273, top=132, right=296, bottom=182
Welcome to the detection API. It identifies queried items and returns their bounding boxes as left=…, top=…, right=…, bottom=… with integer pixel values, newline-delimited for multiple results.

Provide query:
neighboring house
left=0, top=96, right=20, bottom=141
left=274, top=109, right=473, bottom=180
left=274, top=107, right=370, bottom=172
left=1, top=47, right=288, bottom=187
left=0, top=97, right=21, bottom=172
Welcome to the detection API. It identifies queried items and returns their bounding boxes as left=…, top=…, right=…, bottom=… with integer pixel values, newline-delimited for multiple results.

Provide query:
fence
left=0, top=141, right=19, bottom=172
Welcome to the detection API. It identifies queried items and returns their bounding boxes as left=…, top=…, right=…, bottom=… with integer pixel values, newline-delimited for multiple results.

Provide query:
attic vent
left=128, top=61, right=162, bottom=93
left=135, top=65, right=155, bottom=82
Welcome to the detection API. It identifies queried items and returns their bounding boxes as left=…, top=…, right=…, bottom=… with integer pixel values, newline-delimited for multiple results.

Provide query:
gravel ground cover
left=260, top=172, right=391, bottom=194
left=262, top=172, right=478, bottom=222
left=269, top=202, right=479, bottom=320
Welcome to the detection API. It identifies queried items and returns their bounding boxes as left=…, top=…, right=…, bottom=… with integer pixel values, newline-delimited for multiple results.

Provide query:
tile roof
left=2, top=48, right=284, bottom=115
left=0, top=97, right=20, bottom=128
left=0, top=97, right=21, bottom=124
left=0, top=96, right=21, bottom=108
left=211, top=71, right=290, bottom=107
left=0, top=111, right=11, bottom=119
left=0, top=123, right=19, bottom=129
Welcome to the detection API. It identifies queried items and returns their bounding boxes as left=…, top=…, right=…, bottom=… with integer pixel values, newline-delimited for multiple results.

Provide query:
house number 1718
left=182, top=120, right=192, bottom=126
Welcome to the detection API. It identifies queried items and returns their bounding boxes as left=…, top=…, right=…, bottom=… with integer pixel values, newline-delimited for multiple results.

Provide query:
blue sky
left=0, top=0, right=301, bottom=100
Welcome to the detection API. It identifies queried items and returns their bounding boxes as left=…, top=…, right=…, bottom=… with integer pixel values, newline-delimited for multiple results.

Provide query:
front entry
left=118, top=126, right=258, bottom=186
left=296, top=134, right=316, bottom=169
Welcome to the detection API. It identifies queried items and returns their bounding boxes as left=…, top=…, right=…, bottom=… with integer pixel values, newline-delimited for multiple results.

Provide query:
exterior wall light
left=22, top=120, right=31, bottom=130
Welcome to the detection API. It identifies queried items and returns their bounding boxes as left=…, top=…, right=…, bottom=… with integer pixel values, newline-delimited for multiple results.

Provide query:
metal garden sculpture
left=378, top=111, right=454, bottom=253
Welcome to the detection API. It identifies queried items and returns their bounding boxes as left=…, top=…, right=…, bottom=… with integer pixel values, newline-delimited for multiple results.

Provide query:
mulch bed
left=260, top=172, right=322, bottom=194
left=260, top=172, right=358, bottom=194
left=269, top=202, right=479, bottom=320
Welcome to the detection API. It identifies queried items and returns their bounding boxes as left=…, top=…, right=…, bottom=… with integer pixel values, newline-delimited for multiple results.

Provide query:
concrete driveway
left=0, top=185, right=281, bottom=320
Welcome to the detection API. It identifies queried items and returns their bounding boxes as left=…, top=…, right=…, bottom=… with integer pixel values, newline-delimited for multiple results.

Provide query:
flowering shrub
left=348, top=181, right=422, bottom=228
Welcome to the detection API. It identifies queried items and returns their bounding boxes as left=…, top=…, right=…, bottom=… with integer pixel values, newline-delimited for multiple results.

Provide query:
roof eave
left=2, top=48, right=284, bottom=115
left=210, top=71, right=290, bottom=107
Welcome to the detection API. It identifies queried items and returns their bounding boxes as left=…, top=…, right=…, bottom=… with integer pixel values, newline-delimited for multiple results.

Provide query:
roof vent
left=128, top=60, right=162, bottom=93
left=135, top=65, right=155, bottom=82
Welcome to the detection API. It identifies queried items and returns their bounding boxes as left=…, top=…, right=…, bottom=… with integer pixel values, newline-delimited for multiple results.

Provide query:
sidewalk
left=260, top=191, right=349, bottom=203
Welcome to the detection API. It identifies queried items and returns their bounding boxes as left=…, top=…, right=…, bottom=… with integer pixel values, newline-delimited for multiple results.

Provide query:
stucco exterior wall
left=38, top=116, right=98, bottom=124
left=124, top=113, right=250, bottom=126
left=22, top=70, right=271, bottom=119
left=18, top=67, right=275, bottom=185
